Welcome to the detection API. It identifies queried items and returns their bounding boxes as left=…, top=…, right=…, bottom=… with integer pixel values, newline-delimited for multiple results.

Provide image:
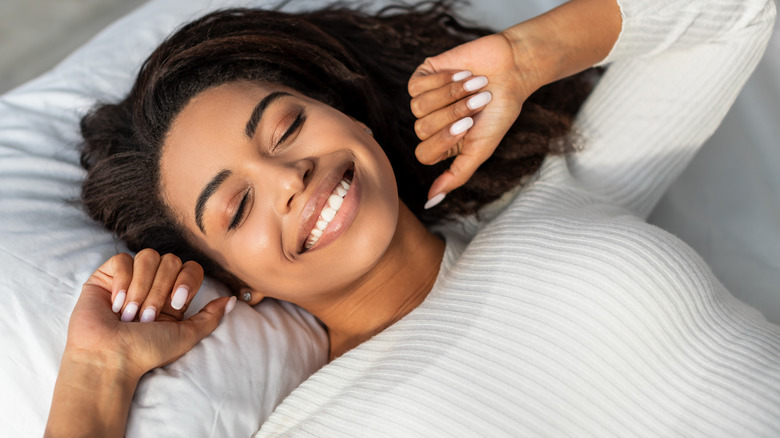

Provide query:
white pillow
left=0, top=1, right=332, bottom=436
left=0, top=0, right=557, bottom=435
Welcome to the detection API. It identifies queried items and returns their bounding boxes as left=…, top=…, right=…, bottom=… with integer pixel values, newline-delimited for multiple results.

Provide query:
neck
left=312, top=202, right=445, bottom=361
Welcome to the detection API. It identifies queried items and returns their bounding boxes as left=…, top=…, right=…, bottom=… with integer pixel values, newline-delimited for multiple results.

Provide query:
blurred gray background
left=0, top=0, right=148, bottom=93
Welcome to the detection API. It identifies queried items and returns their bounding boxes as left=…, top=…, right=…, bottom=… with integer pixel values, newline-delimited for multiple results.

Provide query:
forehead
left=159, top=81, right=279, bottom=223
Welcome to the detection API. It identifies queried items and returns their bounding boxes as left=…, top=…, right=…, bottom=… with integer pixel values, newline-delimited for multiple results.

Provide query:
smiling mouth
left=302, top=166, right=354, bottom=251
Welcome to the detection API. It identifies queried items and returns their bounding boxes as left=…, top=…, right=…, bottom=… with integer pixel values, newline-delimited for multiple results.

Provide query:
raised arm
left=409, top=0, right=776, bottom=215
left=569, top=0, right=776, bottom=217
left=409, top=0, right=622, bottom=203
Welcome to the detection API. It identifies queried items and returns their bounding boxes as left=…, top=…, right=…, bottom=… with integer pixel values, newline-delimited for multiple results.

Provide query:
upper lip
left=295, top=161, right=354, bottom=254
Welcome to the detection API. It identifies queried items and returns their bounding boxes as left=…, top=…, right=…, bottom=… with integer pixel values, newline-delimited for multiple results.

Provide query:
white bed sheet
left=0, top=0, right=777, bottom=436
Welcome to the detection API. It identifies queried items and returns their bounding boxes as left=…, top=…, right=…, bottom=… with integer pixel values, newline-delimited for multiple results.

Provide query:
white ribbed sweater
left=258, top=0, right=779, bottom=436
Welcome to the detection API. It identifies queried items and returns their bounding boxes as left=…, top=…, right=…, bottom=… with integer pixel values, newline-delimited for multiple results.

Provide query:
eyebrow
left=245, top=91, right=292, bottom=139
left=195, top=169, right=232, bottom=233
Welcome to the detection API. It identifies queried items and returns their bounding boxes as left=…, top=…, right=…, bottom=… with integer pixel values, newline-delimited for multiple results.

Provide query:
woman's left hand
left=408, top=32, right=542, bottom=204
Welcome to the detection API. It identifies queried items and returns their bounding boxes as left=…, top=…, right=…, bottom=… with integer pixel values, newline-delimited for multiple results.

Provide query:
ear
left=239, top=287, right=264, bottom=306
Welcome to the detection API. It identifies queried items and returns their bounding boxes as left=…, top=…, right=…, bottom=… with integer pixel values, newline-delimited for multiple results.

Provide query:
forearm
left=45, top=349, right=139, bottom=438
left=501, top=0, right=622, bottom=88
left=566, top=0, right=775, bottom=216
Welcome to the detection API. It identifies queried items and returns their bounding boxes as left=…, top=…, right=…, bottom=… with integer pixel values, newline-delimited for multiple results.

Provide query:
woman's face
left=159, top=81, right=399, bottom=305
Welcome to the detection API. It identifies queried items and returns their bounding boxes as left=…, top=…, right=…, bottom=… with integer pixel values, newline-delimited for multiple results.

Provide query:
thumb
left=411, top=56, right=438, bottom=80
left=180, top=296, right=236, bottom=347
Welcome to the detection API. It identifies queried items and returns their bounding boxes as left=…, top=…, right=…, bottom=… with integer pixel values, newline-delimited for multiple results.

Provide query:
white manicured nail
left=424, top=193, right=447, bottom=210
left=463, top=76, right=488, bottom=92
left=451, top=70, right=471, bottom=82
left=225, top=296, right=237, bottom=314
left=140, top=307, right=156, bottom=323
left=171, top=286, right=188, bottom=310
left=112, top=290, right=126, bottom=313
left=467, top=91, right=492, bottom=110
left=449, top=117, right=473, bottom=136
left=121, top=302, right=139, bottom=322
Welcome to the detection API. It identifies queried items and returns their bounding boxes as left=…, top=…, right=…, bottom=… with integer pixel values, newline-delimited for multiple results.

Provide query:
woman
left=46, top=0, right=779, bottom=436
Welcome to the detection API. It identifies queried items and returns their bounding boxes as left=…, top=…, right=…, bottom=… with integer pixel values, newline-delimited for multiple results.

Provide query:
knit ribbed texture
left=257, top=0, right=778, bottom=436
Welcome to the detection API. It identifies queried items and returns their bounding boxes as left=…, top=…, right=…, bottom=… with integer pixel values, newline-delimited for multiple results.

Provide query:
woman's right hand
left=46, top=250, right=235, bottom=437
left=67, top=249, right=235, bottom=381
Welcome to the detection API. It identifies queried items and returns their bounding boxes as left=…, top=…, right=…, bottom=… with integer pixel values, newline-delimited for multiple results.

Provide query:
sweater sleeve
left=568, top=0, right=776, bottom=218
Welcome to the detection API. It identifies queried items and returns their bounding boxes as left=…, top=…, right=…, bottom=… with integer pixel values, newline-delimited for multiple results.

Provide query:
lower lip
left=305, top=170, right=361, bottom=253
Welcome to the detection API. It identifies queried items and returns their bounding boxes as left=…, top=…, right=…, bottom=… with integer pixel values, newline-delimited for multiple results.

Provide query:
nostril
left=287, top=195, right=294, bottom=208
left=303, top=169, right=311, bottom=181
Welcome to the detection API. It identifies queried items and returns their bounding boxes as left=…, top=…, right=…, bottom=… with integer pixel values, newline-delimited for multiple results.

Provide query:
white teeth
left=321, top=206, right=337, bottom=222
left=328, top=194, right=343, bottom=209
left=304, top=176, right=352, bottom=250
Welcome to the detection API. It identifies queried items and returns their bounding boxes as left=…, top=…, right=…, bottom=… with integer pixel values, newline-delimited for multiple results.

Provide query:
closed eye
left=228, top=190, right=251, bottom=230
left=275, top=108, right=306, bottom=150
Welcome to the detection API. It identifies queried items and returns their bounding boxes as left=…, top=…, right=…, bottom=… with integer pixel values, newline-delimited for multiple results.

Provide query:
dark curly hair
left=80, top=1, right=597, bottom=289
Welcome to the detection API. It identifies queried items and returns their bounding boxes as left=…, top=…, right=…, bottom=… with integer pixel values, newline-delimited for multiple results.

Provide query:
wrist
left=501, top=0, right=622, bottom=86
left=46, top=349, right=140, bottom=437
left=62, top=345, right=144, bottom=383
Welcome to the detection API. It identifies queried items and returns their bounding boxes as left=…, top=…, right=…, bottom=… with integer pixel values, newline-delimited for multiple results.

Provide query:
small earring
left=364, top=127, right=373, bottom=136
left=242, top=291, right=252, bottom=302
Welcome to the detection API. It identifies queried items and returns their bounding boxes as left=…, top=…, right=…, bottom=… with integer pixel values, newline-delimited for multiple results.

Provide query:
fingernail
left=171, top=286, right=188, bottom=310
left=463, top=76, right=488, bottom=92
left=225, top=296, right=237, bottom=314
left=112, top=290, right=126, bottom=313
left=449, top=117, right=473, bottom=136
left=424, top=193, right=447, bottom=209
left=451, top=70, right=471, bottom=82
left=140, top=307, right=157, bottom=323
left=121, top=302, right=139, bottom=322
left=467, top=91, right=492, bottom=110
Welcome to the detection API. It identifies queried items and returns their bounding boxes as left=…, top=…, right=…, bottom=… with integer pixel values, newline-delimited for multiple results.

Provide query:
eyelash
left=229, top=108, right=306, bottom=231
left=228, top=189, right=250, bottom=231
left=274, top=108, right=306, bottom=151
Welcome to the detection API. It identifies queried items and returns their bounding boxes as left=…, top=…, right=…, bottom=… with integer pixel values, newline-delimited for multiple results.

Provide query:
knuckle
left=136, top=248, right=161, bottom=262
left=408, top=79, right=421, bottom=97
left=182, top=260, right=204, bottom=278
left=113, top=252, right=134, bottom=273
left=414, top=119, right=428, bottom=139
left=147, top=285, right=168, bottom=299
left=409, top=98, right=424, bottom=118
left=161, top=253, right=183, bottom=270
left=449, top=104, right=466, bottom=122
left=450, top=159, right=467, bottom=176
left=414, top=145, right=432, bottom=165
left=445, top=83, right=461, bottom=101
left=115, top=252, right=133, bottom=264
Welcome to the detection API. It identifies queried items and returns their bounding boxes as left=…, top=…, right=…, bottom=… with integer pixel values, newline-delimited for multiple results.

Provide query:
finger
left=408, top=69, right=469, bottom=98
left=414, top=91, right=492, bottom=141
left=410, top=75, right=487, bottom=119
left=428, top=146, right=490, bottom=200
left=107, top=253, right=133, bottom=314
left=415, top=117, right=473, bottom=165
left=121, top=248, right=161, bottom=322
left=138, top=253, right=182, bottom=323
left=159, top=260, right=204, bottom=321
left=161, top=296, right=236, bottom=365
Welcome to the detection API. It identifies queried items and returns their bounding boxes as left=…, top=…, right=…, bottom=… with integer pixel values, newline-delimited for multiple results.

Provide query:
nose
left=269, top=159, right=313, bottom=213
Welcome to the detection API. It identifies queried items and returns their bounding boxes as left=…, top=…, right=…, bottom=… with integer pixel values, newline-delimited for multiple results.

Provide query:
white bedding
left=0, top=0, right=777, bottom=436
